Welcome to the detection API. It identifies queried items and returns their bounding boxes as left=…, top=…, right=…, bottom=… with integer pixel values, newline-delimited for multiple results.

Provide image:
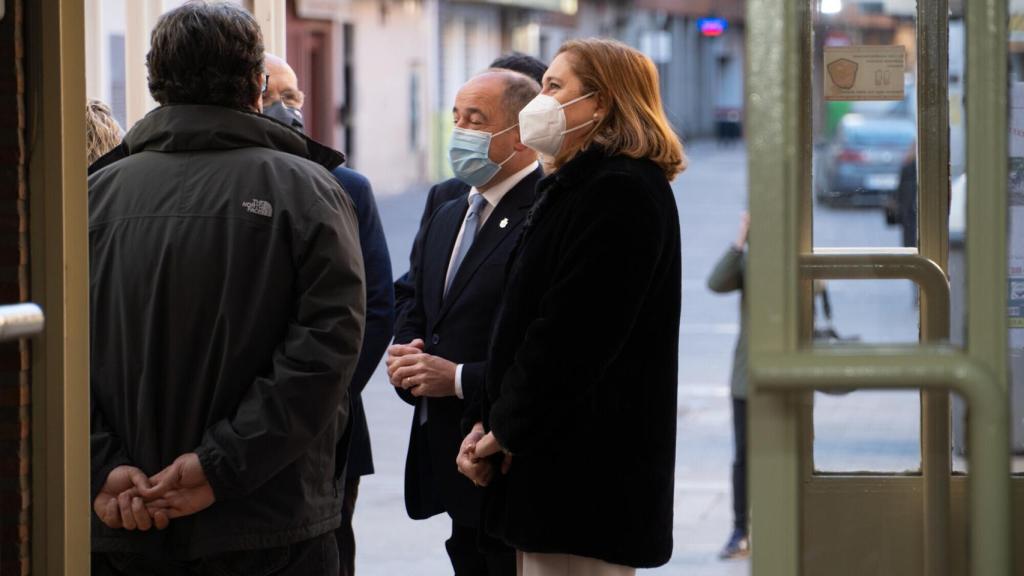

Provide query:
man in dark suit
left=393, top=53, right=546, bottom=330
left=387, top=69, right=541, bottom=576
left=263, top=54, right=395, bottom=576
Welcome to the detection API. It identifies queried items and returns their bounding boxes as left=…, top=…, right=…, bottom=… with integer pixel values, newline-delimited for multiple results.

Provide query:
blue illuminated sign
left=698, top=17, right=728, bottom=37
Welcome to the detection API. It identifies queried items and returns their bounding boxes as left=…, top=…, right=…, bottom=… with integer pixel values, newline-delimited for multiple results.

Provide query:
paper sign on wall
left=824, top=45, right=906, bottom=101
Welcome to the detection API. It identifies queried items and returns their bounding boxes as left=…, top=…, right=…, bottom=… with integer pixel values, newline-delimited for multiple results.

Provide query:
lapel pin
left=499, top=218, right=509, bottom=229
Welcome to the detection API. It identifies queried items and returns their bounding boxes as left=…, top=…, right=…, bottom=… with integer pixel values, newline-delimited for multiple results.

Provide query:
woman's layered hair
left=86, top=99, right=124, bottom=165
left=555, top=38, right=687, bottom=181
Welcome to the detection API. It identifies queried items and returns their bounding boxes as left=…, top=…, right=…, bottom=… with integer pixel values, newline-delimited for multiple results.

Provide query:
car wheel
left=816, top=187, right=833, bottom=207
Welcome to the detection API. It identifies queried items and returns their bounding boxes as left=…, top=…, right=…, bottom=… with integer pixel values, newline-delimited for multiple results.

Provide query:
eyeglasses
left=261, top=74, right=270, bottom=94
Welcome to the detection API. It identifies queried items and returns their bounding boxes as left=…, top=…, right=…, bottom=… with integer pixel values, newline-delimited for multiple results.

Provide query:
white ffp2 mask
left=518, top=92, right=595, bottom=157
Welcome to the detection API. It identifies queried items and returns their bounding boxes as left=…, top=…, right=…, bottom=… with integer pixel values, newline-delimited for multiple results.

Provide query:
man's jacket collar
left=90, top=104, right=345, bottom=175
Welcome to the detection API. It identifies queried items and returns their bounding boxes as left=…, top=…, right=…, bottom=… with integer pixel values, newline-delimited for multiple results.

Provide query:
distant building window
left=109, top=33, right=127, bottom=129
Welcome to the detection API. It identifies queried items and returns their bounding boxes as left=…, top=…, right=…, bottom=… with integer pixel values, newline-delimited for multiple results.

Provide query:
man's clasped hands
left=93, top=452, right=215, bottom=532
left=386, top=338, right=512, bottom=487
left=96, top=336, right=511, bottom=533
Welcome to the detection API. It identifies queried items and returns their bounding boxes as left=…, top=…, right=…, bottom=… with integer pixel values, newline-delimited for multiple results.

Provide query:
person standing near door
left=707, top=211, right=751, bottom=560
left=893, top=146, right=918, bottom=248
left=262, top=53, right=396, bottom=576
left=460, top=38, right=684, bottom=576
left=387, top=68, right=542, bottom=576
left=89, top=4, right=365, bottom=574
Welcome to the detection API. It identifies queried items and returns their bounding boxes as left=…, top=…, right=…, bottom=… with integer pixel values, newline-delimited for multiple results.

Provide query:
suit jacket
left=393, top=183, right=467, bottom=332
left=332, top=166, right=395, bottom=479
left=393, top=168, right=542, bottom=527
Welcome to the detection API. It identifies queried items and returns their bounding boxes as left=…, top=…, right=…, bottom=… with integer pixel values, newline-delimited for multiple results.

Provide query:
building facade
left=83, top=0, right=747, bottom=195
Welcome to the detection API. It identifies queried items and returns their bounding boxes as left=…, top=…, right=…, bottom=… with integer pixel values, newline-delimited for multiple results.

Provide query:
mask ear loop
left=492, top=122, right=520, bottom=166
left=558, top=91, right=601, bottom=137
left=497, top=148, right=518, bottom=167
left=561, top=119, right=596, bottom=136
left=558, top=91, right=596, bottom=110
left=563, top=105, right=605, bottom=159
left=492, top=123, right=519, bottom=137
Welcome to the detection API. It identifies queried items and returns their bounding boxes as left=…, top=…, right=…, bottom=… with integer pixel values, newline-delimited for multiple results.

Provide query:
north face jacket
left=89, top=104, right=365, bottom=559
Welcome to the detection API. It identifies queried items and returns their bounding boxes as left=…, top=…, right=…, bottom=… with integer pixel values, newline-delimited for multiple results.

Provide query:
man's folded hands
left=94, top=452, right=216, bottom=531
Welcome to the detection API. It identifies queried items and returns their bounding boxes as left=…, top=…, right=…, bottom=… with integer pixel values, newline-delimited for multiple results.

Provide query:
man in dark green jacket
left=707, top=212, right=750, bottom=560
left=89, top=4, right=365, bottom=574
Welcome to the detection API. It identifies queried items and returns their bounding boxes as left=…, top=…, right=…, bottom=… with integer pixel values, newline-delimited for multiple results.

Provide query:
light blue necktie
left=445, top=193, right=487, bottom=295
left=420, top=193, right=488, bottom=426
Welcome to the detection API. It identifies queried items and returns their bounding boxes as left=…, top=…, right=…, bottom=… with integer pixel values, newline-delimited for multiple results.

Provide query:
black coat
left=481, top=148, right=681, bottom=568
left=394, top=169, right=542, bottom=527
left=89, top=105, right=366, bottom=559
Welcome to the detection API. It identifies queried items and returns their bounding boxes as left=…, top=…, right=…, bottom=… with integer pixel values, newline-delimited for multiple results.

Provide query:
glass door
left=745, top=0, right=1017, bottom=574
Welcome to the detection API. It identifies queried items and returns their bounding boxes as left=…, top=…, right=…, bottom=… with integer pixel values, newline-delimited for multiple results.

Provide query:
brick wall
left=0, top=0, right=30, bottom=573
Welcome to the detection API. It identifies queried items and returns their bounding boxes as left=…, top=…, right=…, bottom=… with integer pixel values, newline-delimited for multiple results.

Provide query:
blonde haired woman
left=86, top=99, right=123, bottom=165
left=458, top=38, right=685, bottom=576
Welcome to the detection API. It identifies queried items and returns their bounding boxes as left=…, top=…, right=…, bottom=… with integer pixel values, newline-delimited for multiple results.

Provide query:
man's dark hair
left=147, top=1, right=264, bottom=110
left=490, top=52, right=547, bottom=85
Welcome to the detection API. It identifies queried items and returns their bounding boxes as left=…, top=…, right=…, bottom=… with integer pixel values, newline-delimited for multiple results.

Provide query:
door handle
left=0, top=303, right=45, bottom=342
left=800, top=250, right=950, bottom=341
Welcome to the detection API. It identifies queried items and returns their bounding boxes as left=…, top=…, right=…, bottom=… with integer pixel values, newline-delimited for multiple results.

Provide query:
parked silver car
left=817, top=114, right=916, bottom=207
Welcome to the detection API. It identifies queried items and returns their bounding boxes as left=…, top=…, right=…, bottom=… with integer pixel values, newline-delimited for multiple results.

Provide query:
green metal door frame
left=746, top=0, right=1011, bottom=575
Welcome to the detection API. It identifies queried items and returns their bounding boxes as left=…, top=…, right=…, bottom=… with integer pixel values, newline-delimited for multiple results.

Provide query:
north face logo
left=242, top=199, right=273, bottom=217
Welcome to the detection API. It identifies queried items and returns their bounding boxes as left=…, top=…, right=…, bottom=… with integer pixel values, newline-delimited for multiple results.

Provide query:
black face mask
left=263, top=101, right=305, bottom=133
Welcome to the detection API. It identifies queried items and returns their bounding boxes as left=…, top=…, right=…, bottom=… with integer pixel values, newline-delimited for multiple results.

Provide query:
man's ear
left=253, top=72, right=267, bottom=112
left=512, top=126, right=529, bottom=151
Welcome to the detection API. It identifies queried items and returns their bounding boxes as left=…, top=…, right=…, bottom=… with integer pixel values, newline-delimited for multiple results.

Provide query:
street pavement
left=353, top=140, right=920, bottom=575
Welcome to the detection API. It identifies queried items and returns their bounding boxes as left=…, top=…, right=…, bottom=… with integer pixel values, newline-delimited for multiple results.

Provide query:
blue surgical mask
left=448, top=124, right=517, bottom=187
